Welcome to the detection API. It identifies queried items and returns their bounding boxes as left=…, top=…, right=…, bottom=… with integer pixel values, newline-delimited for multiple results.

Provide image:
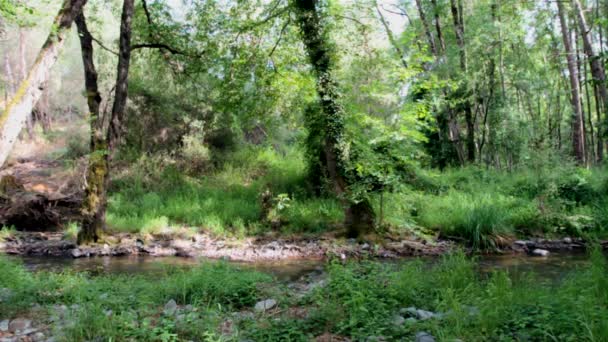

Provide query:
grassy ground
left=1, top=249, right=607, bottom=341
left=103, top=146, right=608, bottom=250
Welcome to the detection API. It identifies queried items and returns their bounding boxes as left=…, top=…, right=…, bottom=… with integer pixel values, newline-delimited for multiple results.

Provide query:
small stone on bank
left=392, top=314, right=405, bottom=326
left=0, top=320, right=8, bottom=332
left=163, top=299, right=178, bottom=316
left=532, top=249, right=550, bottom=257
left=415, top=332, right=436, bottom=342
left=8, top=318, right=32, bottom=333
left=254, top=299, right=277, bottom=312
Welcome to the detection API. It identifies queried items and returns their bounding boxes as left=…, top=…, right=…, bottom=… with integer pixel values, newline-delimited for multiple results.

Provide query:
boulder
left=254, top=299, right=277, bottom=312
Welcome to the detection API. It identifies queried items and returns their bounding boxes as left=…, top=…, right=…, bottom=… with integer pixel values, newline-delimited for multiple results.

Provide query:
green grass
left=104, top=144, right=608, bottom=248
left=0, top=257, right=272, bottom=341
left=107, top=146, right=343, bottom=236
left=1, top=250, right=608, bottom=341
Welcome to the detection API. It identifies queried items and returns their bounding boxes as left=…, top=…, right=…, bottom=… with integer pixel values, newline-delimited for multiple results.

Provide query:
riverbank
left=1, top=249, right=607, bottom=341
left=1, top=231, right=603, bottom=261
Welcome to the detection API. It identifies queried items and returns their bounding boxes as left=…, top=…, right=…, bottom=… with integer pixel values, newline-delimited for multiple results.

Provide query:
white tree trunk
left=0, top=0, right=87, bottom=167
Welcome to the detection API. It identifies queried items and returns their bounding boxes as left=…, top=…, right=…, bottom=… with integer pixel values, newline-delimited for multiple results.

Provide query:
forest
left=0, top=0, right=608, bottom=341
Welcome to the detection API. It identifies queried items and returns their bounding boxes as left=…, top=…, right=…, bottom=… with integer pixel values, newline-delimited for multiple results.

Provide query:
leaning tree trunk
left=292, top=0, right=374, bottom=237
left=572, top=0, right=608, bottom=162
left=77, top=0, right=134, bottom=244
left=558, top=0, right=586, bottom=164
left=414, top=0, right=437, bottom=56
left=0, top=0, right=87, bottom=167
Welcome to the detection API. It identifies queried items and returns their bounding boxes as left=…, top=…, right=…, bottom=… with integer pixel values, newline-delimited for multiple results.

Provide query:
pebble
left=254, top=299, right=277, bottom=312
left=532, top=249, right=550, bottom=257
left=0, top=320, right=8, bottom=331
left=415, top=332, right=436, bottom=342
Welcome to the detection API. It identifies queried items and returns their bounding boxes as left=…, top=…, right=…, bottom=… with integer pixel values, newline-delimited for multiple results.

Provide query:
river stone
left=392, top=315, right=405, bottom=326
left=0, top=320, right=8, bottom=331
left=254, top=299, right=277, bottom=312
left=0, top=288, right=12, bottom=302
left=32, top=332, right=45, bottom=341
left=8, top=318, right=32, bottom=333
left=416, top=309, right=436, bottom=320
left=532, top=249, right=550, bottom=257
left=415, top=332, right=436, bottom=342
left=563, top=237, right=573, bottom=244
left=164, top=299, right=178, bottom=316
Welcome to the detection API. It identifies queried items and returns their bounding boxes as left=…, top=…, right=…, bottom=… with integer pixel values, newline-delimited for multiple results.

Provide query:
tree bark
left=0, top=0, right=87, bottom=167
left=292, top=0, right=374, bottom=237
left=557, top=0, right=586, bottom=164
left=572, top=0, right=607, bottom=162
left=77, top=0, right=134, bottom=244
left=3, top=53, right=15, bottom=94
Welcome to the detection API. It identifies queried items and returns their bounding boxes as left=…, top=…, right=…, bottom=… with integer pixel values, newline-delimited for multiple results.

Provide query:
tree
left=77, top=0, right=135, bottom=244
left=572, top=0, right=607, bottom=162
left=0, top=0, right=87, bottom=167
left=557, top=0, right=586, bottom=164
left=292, top=0, right=375, bottom=237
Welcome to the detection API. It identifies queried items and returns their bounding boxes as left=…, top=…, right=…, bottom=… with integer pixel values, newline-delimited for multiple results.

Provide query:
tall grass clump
left=416, top=191, right=517, bottom=250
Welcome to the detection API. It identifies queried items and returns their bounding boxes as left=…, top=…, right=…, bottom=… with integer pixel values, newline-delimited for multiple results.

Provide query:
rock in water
left=8, top=318, right=32, bottom=333
left=254, top=299, right=277, bottom=312
left=163, top=299, right=178, bottom=316
left=532, top=249, right=550, bottom=257
left=415, top=332, right=436, bottom=342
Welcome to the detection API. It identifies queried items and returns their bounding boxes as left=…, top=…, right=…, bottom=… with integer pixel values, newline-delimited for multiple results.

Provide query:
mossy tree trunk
left=76, top=0, right=134, bottom=244
left=0, top=0, right=87, bottom=167
left=75, top=12, right=106, bottom=244
left=292, top=0, right=375, bottom=237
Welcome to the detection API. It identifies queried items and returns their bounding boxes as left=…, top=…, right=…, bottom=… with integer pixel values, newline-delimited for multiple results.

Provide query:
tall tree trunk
left=449, top=0, right=475, bottom=162
left=414, top=0, right=437, bottom=56
left=77, top=0, right=134, bottom=244
left=292, top=0, right=374, bottom=237
left=430, top=0, right=446, bottom=54
left=0, top=0, right=87, bottom=167
left=18, top=29, right=34, bottom=139
left=375, top=2, right=407, bottom=68
left=558, top=0, right=586, bottom=164
left=573, top=0, right=607, bottom=162
left=76, top=12, right=105, bottom=244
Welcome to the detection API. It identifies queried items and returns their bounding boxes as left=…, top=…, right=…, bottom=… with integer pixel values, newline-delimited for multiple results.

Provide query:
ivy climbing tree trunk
left=557, top=0, right=586, bottom=164
left=77, top=0, right=134, bottom=244
left=292, top=0, right=375, bottom=237
left=0, top=0, right=87, bottom=167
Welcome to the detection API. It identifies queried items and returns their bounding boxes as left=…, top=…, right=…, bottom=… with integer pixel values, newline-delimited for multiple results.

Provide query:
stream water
left=9, top=251, right=592, bottom=283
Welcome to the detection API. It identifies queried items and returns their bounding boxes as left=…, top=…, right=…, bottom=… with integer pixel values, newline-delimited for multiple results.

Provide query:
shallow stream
left=9, top=251, right=591, bottom=283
